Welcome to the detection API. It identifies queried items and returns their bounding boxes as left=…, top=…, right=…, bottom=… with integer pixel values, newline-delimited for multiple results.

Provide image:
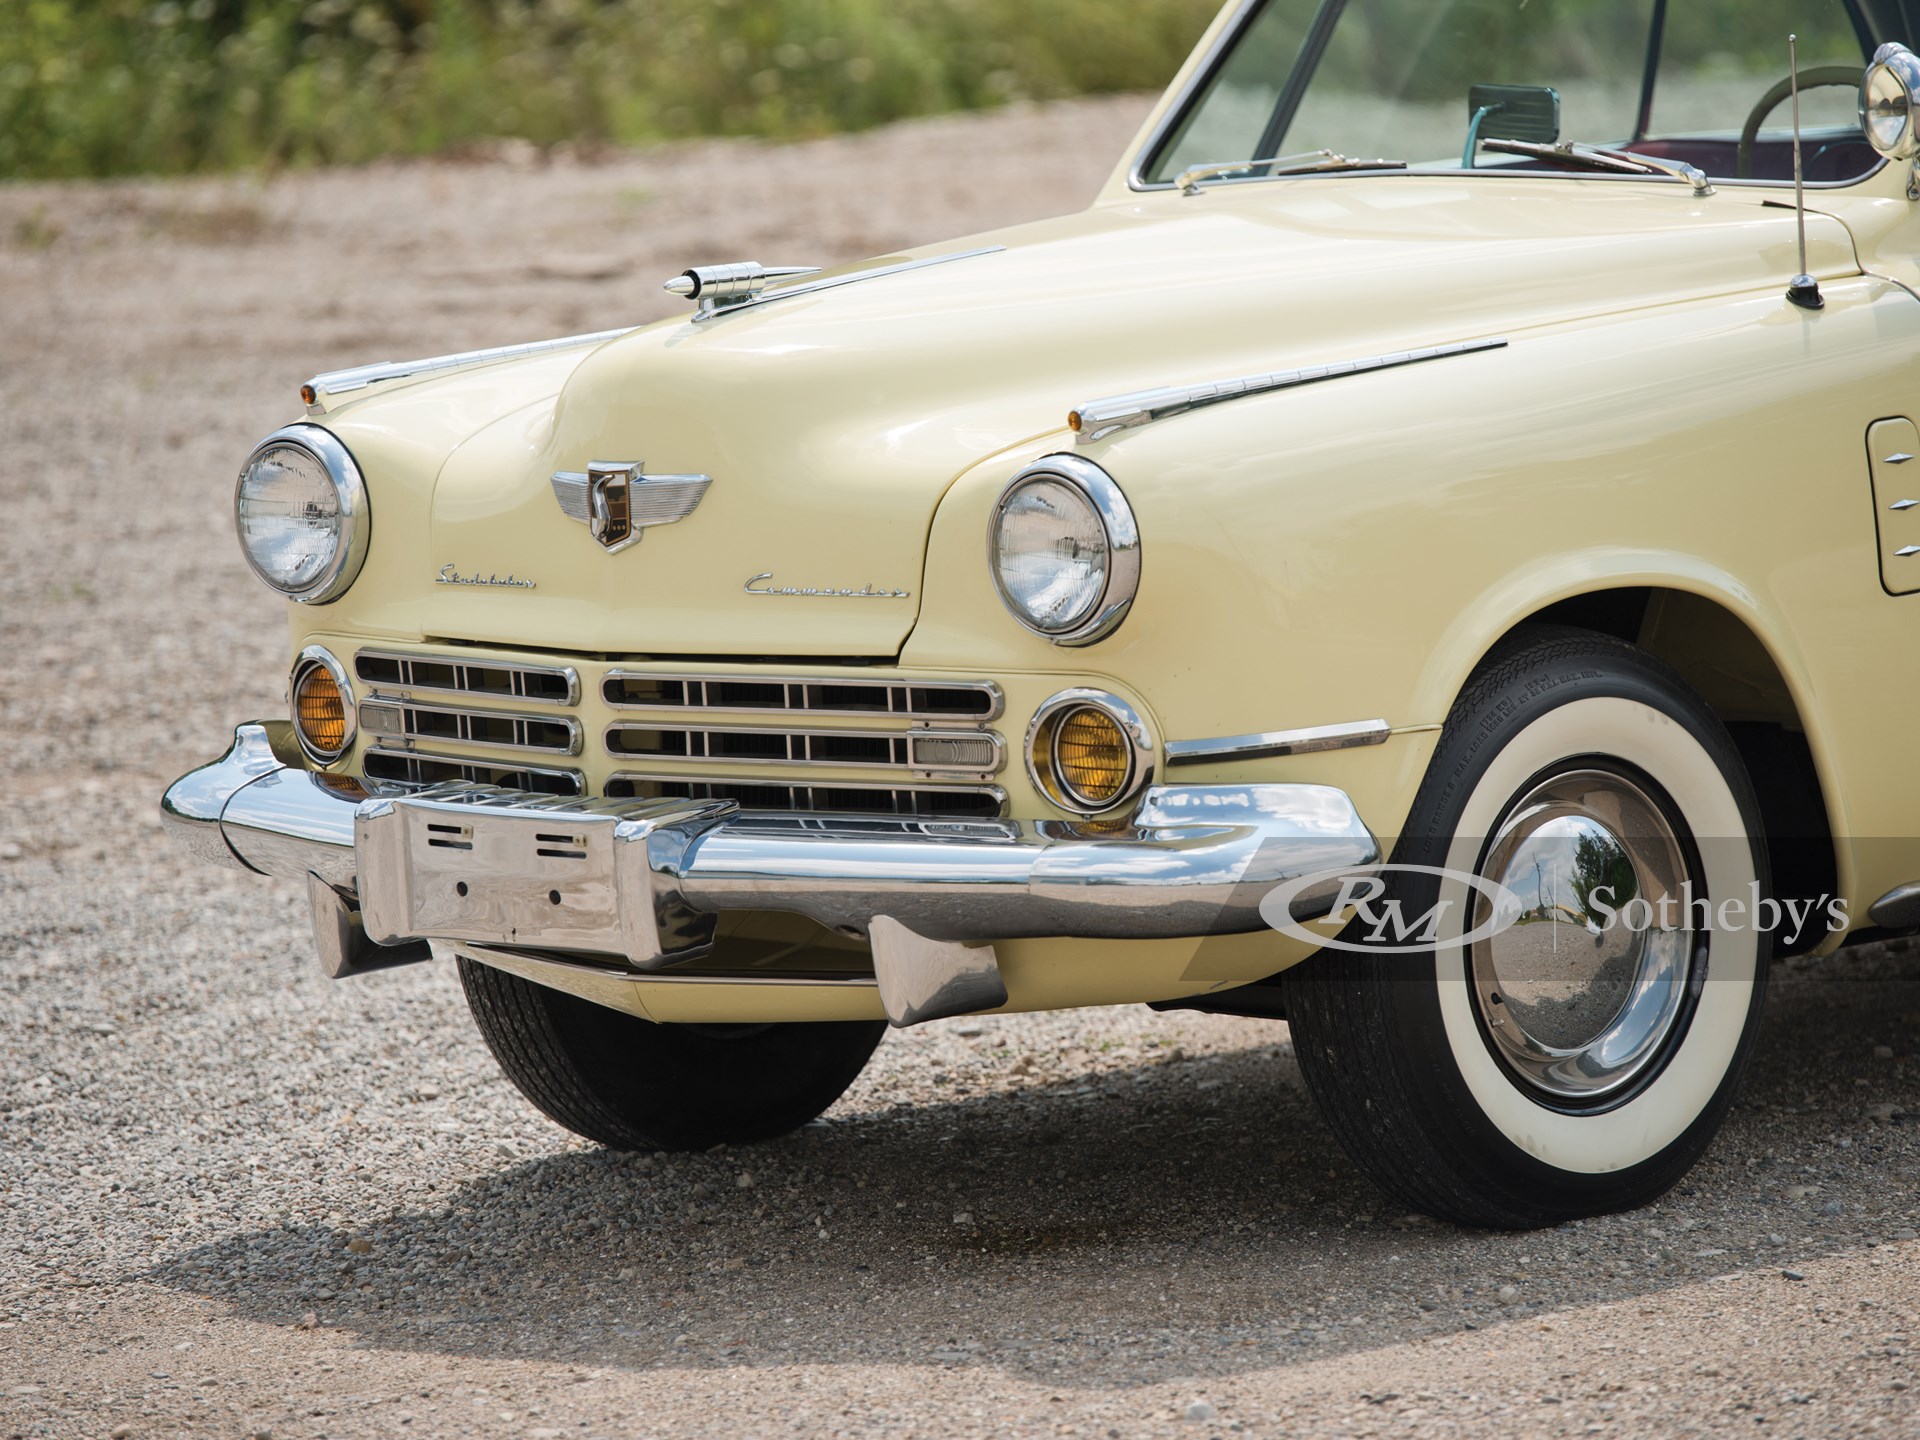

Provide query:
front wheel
left=1285, top=628, right=1772, bottom=1228
left=459, top=958, right=887, bottom=1151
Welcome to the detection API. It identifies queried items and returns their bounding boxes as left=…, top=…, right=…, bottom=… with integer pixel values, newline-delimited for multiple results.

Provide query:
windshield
left=1142, top=0, right=1903, bottom=188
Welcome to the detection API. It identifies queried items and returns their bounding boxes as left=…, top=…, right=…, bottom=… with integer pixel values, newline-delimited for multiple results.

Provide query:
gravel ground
left=4, top=96, right=1920, bottom=1440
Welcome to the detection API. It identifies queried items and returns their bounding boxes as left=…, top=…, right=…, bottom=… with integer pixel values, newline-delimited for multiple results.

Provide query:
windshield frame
left=1127, top=0, right=1887, bottom=193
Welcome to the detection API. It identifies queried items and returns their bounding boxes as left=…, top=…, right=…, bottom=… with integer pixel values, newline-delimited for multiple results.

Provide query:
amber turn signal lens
left=1053, top=705, right=1131, bottom=808
left=294, top=662, right=349, bottom=759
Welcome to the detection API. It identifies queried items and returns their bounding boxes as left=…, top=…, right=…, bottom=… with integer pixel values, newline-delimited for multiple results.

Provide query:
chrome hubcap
left=1471, top=767, right=1697, bottom=1103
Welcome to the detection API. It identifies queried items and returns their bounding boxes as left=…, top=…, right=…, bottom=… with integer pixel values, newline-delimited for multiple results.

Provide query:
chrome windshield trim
left=1070, top=339, right=1507, bottom=443
left=1128, top=0, right=1268, bottom=191
left=687, top=247, right=1005, bottom=323
left=303, top=327, right=634, bottom=410
left=1166, top=718, right=1390, bottom=766
left=1126, top=0, right=1879, bottom=194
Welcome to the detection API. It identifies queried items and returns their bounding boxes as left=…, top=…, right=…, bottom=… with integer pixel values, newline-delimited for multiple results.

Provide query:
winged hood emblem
left=550, top=461, right=711, bottom=553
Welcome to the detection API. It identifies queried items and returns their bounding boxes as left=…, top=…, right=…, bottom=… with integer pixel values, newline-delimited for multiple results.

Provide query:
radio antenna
left=1786, top=33, right=1826, bottom=310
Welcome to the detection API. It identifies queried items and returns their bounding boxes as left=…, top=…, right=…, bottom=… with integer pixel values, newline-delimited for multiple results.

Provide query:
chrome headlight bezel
left=233, top=424, right=370, bottom=605
left=986, top=453, right=1141, bottom=647
left=1862, top=42, right=1920, bottom=161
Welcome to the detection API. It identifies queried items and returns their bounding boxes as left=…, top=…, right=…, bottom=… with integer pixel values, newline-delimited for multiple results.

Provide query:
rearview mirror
left=1464, top=83, right=1561, bottom=167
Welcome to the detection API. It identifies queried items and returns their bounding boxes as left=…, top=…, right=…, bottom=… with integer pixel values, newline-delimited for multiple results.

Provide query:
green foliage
left=0, top=0, right=1224, bottom=178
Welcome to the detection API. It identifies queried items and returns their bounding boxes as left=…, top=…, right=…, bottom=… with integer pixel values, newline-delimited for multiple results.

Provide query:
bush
left=0, top=0, right=1223, bottom=178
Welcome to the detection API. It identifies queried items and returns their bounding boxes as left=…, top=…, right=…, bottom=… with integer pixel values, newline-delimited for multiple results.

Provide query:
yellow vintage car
left=163, top=0, right=1920, bottom=1228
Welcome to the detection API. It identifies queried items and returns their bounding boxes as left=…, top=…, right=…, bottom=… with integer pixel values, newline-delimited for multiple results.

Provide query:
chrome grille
left=360, top=699, right=582, bottom=756
left=347, top=651, right=1003, bottom=816
left=362, top=748, right=584, bottom=796
left=603, top=671, right=1000, bottom=721
left=604, top=723, right=1002, bottom=778
left=355, top=649, right=578, bottom=706
left=606, top=773, right=1005, bottom=818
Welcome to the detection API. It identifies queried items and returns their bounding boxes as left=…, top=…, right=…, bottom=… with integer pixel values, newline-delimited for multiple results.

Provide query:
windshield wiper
left=1480, top=139, right=1714, bottom=196
left=1176, top=149, right=1408, bottom=195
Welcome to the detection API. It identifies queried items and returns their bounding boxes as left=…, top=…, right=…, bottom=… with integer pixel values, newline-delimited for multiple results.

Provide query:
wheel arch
left=1417, top=560, right=1850, bottom=951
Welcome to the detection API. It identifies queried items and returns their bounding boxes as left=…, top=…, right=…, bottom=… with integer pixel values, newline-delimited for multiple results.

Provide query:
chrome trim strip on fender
left=1070, top=339, right=1509, bottom=444
left=302, top=327, right=635, bottom=412
left=1165, top=718, right=1391, bottom=766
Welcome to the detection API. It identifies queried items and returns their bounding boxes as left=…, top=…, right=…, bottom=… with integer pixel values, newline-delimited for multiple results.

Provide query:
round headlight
left=234, top=425, right=369, bottom=604
left=290, top=646, right=356, bottom=763
left=1862, top=43, right=1920, bottom=160
left=988, top=454, right=1140, bottom=646
left=1026, top=688, right=1154, bottom=816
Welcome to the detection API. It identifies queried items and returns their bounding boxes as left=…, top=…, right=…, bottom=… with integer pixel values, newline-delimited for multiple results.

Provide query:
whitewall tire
left=1284, top=627, right=1771, bottom=1228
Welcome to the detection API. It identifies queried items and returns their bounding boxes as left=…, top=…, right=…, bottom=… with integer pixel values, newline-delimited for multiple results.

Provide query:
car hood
left=333, top=177, right=1856, bottom=657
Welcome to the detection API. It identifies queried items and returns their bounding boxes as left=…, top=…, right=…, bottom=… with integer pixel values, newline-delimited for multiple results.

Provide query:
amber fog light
left=291, top=646, right=355, bottom=763
left=1026, top=689, right=1153, bottom=815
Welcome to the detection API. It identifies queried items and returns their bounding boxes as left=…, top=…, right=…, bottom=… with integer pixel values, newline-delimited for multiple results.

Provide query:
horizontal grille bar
left=360, top=699, right=582, bottom=756
left=362, top=747, right=584, bottom=797
left=603, top=671, right=1000, bottom=721
left=356, top=649, right=579, bottom=706
left=604, top=724, right=1003, bottom=777
left=606, top=772, right=1006, bottom=818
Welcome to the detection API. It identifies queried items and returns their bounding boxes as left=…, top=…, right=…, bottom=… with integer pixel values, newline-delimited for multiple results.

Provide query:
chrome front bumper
left=162, top=722, right=1379, bottom=1025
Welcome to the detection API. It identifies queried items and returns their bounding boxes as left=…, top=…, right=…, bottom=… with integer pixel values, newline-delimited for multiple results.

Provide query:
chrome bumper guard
left=162, top=723, right=1379, bottom=1025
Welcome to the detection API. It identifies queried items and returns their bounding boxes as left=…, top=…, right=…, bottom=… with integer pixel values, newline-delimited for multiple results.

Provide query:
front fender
left=909, top=276, right=1920, bottom=882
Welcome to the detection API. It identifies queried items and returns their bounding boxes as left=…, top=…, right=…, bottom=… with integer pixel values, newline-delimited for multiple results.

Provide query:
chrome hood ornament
left=550, top=461, right=711, bottom=553
left=662, top=248, right=1006, bottom=322
left=662, top=261, right=821, bottom=319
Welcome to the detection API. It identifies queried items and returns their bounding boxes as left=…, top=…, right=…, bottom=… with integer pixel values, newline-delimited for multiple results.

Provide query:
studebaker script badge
left=436, top=564, right=536, bottom=589
left=744, top=572, right=911, bottom=599
left=550, top=460, right=712, bottom=553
